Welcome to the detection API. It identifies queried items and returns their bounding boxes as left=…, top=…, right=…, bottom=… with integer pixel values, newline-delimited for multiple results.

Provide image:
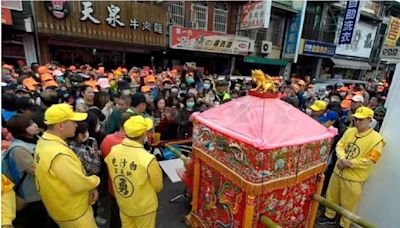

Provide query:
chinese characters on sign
left=282, top=0, right=307, bottom=62
left=302, top=40, right=336, bottom=58
left=339, top=0, right=360, bottom=45
left=169, top=26, right=250, bottom=55
left=79, top=1, right=162, bottom=34
left=384, top=17, right=400, bottom=47
left=240, top=1, right=272, bottom=30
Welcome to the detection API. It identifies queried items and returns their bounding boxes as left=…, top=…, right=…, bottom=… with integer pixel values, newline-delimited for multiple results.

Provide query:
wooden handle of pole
left=308, top=173, right=325, bottom=228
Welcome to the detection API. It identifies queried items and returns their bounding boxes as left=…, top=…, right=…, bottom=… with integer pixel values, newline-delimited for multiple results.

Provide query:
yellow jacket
left=105, top=138, right=163, bottom=217
left=334, top=127, right=385, bottom=182
left=35, top=132, right=100, bottom=222
left=1, top=174, right=16, bottom=226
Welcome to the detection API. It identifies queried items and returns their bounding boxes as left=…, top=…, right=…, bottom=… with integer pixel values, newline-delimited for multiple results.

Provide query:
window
left=302, top=2, right=323, bottom=40
left=267, top=15, right=284, bottom=47
left=192, top=1, right=208, bottom=30
left=169, top=1, right=185, bottom=26
left=213, top=2, right=228, bottom=33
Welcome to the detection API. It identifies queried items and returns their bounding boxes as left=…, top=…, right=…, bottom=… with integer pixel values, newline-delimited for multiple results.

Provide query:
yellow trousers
left=325, top=173, right=363, bottom=228
left=56, top=207, right=97, bottom=228
left=120, top=212, right=156, bottom=228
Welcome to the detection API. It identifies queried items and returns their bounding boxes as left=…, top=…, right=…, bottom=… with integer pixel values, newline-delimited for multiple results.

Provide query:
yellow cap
left=124, top=115, right=153, bottom=138
left=310, top=100, right=327, bottom=112
left=352, top=106, right=374, bottom=119
left=44, top=104, right=88, bottom=125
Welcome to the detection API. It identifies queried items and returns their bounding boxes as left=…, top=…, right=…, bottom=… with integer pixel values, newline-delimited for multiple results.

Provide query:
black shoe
left=316, top=215, right=336, bottom=225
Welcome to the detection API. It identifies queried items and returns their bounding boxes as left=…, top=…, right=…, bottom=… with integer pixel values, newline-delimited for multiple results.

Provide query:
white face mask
left=95, top=123, right=101, bottom=133
left=306, top=108, right=312, bottom=116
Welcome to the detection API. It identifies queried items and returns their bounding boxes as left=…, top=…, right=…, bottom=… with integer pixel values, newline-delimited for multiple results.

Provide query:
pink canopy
left=192, top=95, right=337, bottom=150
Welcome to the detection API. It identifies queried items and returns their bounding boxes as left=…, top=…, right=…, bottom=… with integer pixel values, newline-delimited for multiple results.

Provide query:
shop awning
left=271, top=2, right=298, bottom=14
left=330, top=58, right=372, bottom=70
left=244, top=56, right=289, bottom=66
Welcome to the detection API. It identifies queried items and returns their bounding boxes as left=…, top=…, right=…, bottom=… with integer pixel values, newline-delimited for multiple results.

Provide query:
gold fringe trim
left=194, top=147, right=326, bottom=196
left=187, top=213, right=208, bottom=228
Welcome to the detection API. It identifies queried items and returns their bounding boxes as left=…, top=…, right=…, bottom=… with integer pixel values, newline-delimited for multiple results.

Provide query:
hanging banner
left=384, top=16, right=400, bottom=47
left=240, top=0, right=272, bottom=30
left=338, top=0, right=361, bottom=45
left=282, top=0, right=307, bottom=63
left=169, top=26, right=251, bottom=55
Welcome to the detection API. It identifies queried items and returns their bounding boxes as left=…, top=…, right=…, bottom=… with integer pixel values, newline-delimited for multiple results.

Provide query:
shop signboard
left=282, top=0, right=307, bottom=63
left=169, top=25, right=251, bottom=55
left=240, top=1, right=272, bottom=30
left=34, top=1, right=167, bottom=47
left=338, top=0, right=361, bottom=45
left=300, top=39, right=336, bottom=58
left=383, top=16, right=400, bottom=47
left=335, top=20, right=377, bottom=58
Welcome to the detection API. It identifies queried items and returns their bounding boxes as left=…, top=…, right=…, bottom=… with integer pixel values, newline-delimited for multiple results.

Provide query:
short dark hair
left=2, top=93, right=17, bottom=111
left=131, top=93, right=146, bottom=108
left=120, top=112, right=134, bottom=128
left=6, top=114, right=34, bottom=140
left=119, top=95, right=132, bottom=106
left=40, top=91, right=59, bottom=108
left=93, top=91, right=110, bottom=110
left=74, top=121, right=89, bottom=138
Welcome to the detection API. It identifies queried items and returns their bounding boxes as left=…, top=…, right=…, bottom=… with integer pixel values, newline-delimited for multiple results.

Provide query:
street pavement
left=99, top=173, right=339, bottom=228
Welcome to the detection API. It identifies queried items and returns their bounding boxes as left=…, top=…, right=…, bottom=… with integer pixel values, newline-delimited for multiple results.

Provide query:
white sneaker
left=95, top=216, right=107, bottom=226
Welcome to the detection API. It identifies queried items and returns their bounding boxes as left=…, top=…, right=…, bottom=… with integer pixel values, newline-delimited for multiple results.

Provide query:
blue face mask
left=56, top=76, right=64, bottom=83
left=203, top=83, right=211, bottom=90
left=186, top=77, right=195, bottom=85
left=186, top=101, right=195, bottom=109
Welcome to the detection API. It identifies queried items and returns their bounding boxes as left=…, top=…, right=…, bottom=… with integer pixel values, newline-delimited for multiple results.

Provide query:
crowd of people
left=1, top=61, right=390, bottom=228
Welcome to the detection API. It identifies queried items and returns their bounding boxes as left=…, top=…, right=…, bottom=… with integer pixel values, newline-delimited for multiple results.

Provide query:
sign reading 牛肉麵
left=34, top=1, right=167, bottom=47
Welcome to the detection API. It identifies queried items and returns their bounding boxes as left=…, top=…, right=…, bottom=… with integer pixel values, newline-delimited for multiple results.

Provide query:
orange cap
left=141, top=85, right=150, bottom=93
left=337, top=87, right=349, bottom=92
left=146, top=75, right=156, bottom=83
left=41, top=73, right=53, bottom=81
left=38, top=66, right=49, bottom=74
left=23, top=77, right=39, bottom=91
left=43, top=80, right=59, bottom=89
left=341, top=99, right=351, bottom=109
left=84, top=80, right=99, bottom=92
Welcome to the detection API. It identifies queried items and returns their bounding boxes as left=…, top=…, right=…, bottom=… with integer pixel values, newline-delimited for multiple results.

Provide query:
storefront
left=332, top=18, right=378, bottom=79
left=2, top=1, right=37, bottom=66
left=296, top=39, right=337, bottom=79
left=33, top=1, right=167, bottom=68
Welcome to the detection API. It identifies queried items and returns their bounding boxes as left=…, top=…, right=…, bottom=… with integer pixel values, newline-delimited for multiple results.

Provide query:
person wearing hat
left=98, top=78, right=111, bottom=93
left=15, top=85, right=31, bottom=98
left=214, top=80, right=231, bottom=104
left=34, top=104, right=100, bottom=228
left=309, top=100, right=327, bottom=121
left=105, top=116, right=163, bottom=228
left=373, top=106, right=386, bottom=131
left=318, top=107, right=385, bottom=228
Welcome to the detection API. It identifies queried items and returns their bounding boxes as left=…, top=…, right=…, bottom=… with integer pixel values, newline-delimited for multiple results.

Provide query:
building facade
left=33, top=1, right=167, bottom=69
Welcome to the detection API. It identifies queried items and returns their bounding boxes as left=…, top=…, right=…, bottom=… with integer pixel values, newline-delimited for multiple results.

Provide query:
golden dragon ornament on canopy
left=250, top=69, right=276, bottom=93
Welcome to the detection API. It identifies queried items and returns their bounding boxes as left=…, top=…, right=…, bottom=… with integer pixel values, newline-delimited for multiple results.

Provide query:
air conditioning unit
left=260, top=41, right=272, bottom=54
